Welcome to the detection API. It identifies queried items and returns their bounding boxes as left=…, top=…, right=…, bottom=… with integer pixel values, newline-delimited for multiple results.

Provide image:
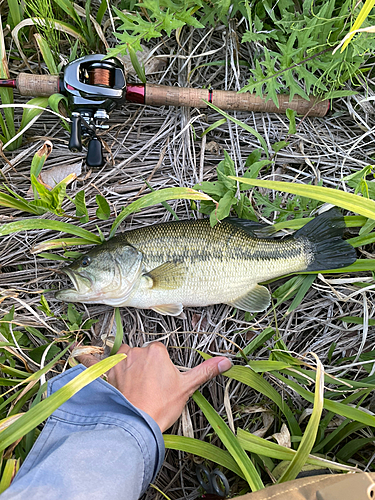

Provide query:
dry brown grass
left=1, top=22, right=375, bottom=499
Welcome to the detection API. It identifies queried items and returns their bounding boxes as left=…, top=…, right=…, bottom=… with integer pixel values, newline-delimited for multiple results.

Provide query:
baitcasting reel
left=62, top=54, right=126, bottom=167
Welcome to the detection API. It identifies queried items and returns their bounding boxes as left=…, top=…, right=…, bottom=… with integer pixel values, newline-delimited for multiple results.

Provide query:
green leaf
left=272, top=141, right=288, bottom=153
left=127, top=43, right=146, bottom=83
left=209, top=191, right=236, bottom=226
left=198, top=353, right=301, bottom=437
left=0, top=459, right=19, bottom=494
left=95, top=194, right=111, bottom=220
left=237, top=429, right=355, bottom=473
left=274, top=373, right=375, bottom=428
left=237, top=327, right=275, bottom=358
left=163, top=435, right=245, bottom=480
left=193, top=391, right=264, bottom=491
left=0, top=219, right=101, bottom=243
left=286, top=108, right=297, bottom=134
left=75, top=191, right=89, bottom=223
left=278, top=354, right=324, bottom=482
left=109, top=187, right=214, bottom=238
left=229, top=177, right=375, bottom=220
left=110, top=308, right=123, bottom=355
left=0, top=354, right=126, bottom=453
left=201, top=118, right=227, bottom=137
left=204, top=101, right=269, bottom=158
left=34, top=34, right=58, bottom=74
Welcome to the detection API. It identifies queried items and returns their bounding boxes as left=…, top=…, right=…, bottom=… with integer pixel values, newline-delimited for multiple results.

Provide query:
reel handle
left=69, top=112, right=82, bottom=152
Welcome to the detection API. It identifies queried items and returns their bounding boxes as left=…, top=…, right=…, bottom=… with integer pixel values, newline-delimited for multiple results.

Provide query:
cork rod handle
left=16, top=73, right=60, bottom=97
left=145, top=84, right=329, bottom=117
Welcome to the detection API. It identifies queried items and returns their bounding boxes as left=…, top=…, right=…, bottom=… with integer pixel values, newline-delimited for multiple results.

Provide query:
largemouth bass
left=55, top=209, right=356, bottom=316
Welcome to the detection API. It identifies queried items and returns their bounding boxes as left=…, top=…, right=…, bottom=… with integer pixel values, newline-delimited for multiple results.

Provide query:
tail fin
left=295, top=208, right=357, bottom=272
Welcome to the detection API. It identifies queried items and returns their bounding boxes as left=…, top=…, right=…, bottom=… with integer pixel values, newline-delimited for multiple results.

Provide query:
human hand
left=77, top=343, right=232, bottom=433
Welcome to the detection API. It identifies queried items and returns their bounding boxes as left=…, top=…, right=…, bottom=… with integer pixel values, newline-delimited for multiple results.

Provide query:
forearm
left=1, top=366, right=165, bottom=500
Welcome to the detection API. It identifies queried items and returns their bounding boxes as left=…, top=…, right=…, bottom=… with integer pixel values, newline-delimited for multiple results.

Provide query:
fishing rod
left=0, top=54, right=329, bottom=167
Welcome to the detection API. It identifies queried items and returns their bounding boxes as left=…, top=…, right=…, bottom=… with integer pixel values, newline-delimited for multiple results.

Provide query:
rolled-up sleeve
left=1, top=365, right=165, bottom=500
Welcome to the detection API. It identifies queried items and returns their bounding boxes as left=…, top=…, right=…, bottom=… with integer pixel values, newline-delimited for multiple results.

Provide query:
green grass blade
left=0, top=354, right=126, bottom=453
left=0, top=219, right=101, bottom=243
left=193, top=391, right=264, bottom=491
left=228, top=177, right=375, bottom=220
left=163, top=435, right=245, bottom=479
left=31, top=238, right=94, bottom=253
left=109, top=188, right=215, bottom=237
left=274, top=373, right=375, bottom=428
left=287, top=274, right=316, bottom=313
left=0, top=459, right=19, bottom=494
left=198, top=352, right=301, bottom=437
left=110, top=308, right=123, bottom=355
left=226, top=366, right=301, bottom=437
left=205, top=101, right=269, bottom=158
left=0, top=192, right=41, bottom=214
left=34, top=34, right=58, bottom=74
left=278, top=354, right=324, bottom=482
left=340, top=0, right=375, bottom=52
left=237, top=327, right=275, bottom=358
left=236, top=429, right=355, bottom=472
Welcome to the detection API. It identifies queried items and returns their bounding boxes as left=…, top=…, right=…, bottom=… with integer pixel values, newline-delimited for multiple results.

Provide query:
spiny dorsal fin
left=145, top=261, right=186, bottom=290
left=224, top=218, right=277, bottom=238
left=151, top=303, right=184, bottom=316
left=228, top=284, right=271, bottom=312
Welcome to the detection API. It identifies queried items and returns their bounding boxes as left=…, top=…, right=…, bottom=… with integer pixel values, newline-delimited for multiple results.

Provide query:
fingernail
left=218, top=358, right=232, bottom=373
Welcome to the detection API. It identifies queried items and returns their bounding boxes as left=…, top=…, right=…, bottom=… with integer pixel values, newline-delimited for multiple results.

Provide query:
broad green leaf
left=286, top=108, right=297, bottom=134
left=228, top=177, right=375, bottom=220
left=193, top=391, right=264, bottom=491
left=0, top=354, right=126, bottom=453
left=96, top=194, right=111, bottom=220
left=109, top=188, right=215, bottom=237
left=163, top=435, right=245, bottom=479
left=278, top=354, right=324, bottom=482
left=0, top=219, right=101, bottom=243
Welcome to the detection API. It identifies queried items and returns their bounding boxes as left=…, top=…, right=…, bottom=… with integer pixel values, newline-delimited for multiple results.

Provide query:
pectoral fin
left=151, top=303, right=184, bottom=316
left=229, top=285, right=271, bottom=312
left=146, top=261, right=185, bottom=290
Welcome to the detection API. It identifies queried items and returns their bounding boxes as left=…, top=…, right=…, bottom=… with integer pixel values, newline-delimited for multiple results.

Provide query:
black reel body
left=63, top=54, right=126, bottom=167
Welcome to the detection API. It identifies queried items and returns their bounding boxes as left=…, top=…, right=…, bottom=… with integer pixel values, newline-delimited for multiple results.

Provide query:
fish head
left=55, top=242, right=143, bottom=305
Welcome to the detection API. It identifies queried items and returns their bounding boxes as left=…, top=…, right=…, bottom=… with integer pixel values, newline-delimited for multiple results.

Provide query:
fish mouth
left=55, top=268, right=93, bottom=302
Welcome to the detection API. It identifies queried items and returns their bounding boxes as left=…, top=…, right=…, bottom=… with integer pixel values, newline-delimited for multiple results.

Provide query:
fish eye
left=81, top=256, right=91, bottom=267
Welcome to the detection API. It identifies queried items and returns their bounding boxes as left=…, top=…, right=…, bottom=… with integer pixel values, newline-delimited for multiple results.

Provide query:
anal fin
left=151, top=303, right=184, bottom=316
left=228, top=284, right=271, bottom=312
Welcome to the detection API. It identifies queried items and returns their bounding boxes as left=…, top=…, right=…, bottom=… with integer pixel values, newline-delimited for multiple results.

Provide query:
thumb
left=184, top=357, right=232, bottom=395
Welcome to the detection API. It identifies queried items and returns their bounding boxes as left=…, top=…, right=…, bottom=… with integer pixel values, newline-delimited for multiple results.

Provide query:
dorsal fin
left=224, top=218, right=277, bottom=238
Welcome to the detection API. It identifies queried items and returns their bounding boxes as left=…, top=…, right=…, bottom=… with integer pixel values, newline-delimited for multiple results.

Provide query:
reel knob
left=86, top=137, right=104, bottom=167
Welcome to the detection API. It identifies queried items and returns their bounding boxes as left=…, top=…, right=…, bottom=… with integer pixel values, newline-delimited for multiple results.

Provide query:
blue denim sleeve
left=0, top=365, right=165, bottom=500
